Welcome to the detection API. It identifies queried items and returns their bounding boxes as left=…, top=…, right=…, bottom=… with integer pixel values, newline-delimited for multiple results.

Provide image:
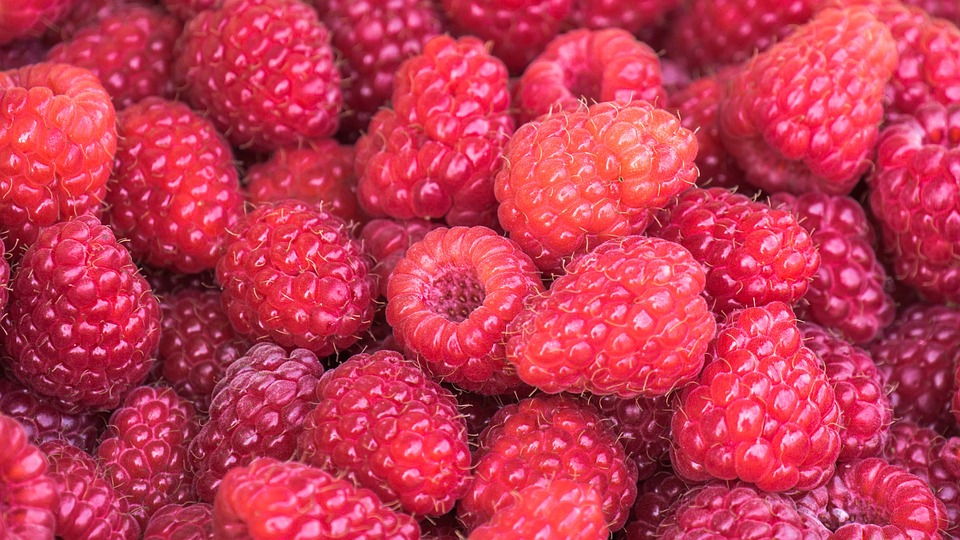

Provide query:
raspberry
left=495, top=100, right=698, bottom=274
left=453, top=389, right=518, bottom=448
left=515, top=28, right=665, bottom=124
left=0, top=62, right=117, bottom=253
left=189, top=343, right=325, bottom=501
left=143, top=503, right=214, bottom=540
left=868, top=101, right=960, bottom=302
left=671, top=302, right=841, bottom=492
left=622, top=471, right=691, bottom=539
left=718, top=6, right=897, bottom=195
left=0, top=38, right=49, bottom=70
left=649, top=187, right=821, bottom=316
left=506, top=235, right=716, bottom=397
left=1, top=215, right=161, bottom=413
left=469, top=480, right=609, bottom=540
left=0, top=413, right=58, bottom=539
left=107, top=97, right=244, bottom=274
left=902, top=0, right=960, bottom=24
left=213, top=457, right=420, bottom=539
left=44, top=5, right=181, bottom=110
left=0, top=375, right=105, bottom=453
left=566, top=0, right=678, bottom=35
left=0, top=0, right=75, bottom=44
left=159, top=0, right=218, bottom=20
left=359, top=218, right=443, bottom=298
left=54, top=0, right=150, bottom=39
left=355, top=35, right=515, bottom=227
left=591, top=394, right=673, bottom=481
left=173, top=0, right=341, bottom=151
left=41, top=439, right=140, bottom=540
left=458, top=394, right=638, bottom=532
left=216, top=200, right=376, bottom=356
left=298, top=350, right=471, bottom=517
left=386, top=226, right=543, bottom=394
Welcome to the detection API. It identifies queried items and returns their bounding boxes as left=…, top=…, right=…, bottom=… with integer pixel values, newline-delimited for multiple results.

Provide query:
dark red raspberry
left=507, top=235, right=715, bottom=397
left=622, top=471, right=691, bottom=539
left=902, top=0, right=960, bottom=24
left=0, top=375, right=105, bottom=453
left=41, top=439, right=140, bottom=540
left=0, top=38, right=49, bottom=70
left=216, top=200, right=376, bottom=356
left=213, top=457, right=420, bottom=539
left=1, top=215, right=161, bottom=413
left=355, top=35, right=514, bottom=228
left=387, top=226, right=543, bottom=394
left=54, top=0, right=151, bottom=39
left=159, top=0, right=218, bottom=20
left=671, top=302, right=841, bottom=492
left=495, top=100, right=698, bottom=274
left=141, top=267, right=217, bottom=296
left=189, top=343, right=325, bottom=502
left=458, top=394, right=638, bottom=532
left=0, top=413, right=58, bottom=538
left=173, top=0, right=341, bottom=151
left=470, top=479, right=609, bottom=540
left=452, top=389, right=518, bottom=448
left=566, top=0, right=678, bottom=35
left=0, top=0, right=75, bottom=43
left=359, top=218, right=443, bottom=298
left=515, top=28, right=665, bottom=124
left=299, top=350, right=471, bottom=517
left=649, top=187, right=821, bottom=316
left=143, top=503, right=214, bottom=540
left=592, top=394, right=673, bottom=482
left=718, top=6, right=897, bottom=195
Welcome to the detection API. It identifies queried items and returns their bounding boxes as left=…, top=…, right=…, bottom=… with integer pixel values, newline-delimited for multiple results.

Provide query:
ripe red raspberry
left=44, top=6, right=181, bottom=110
left=496, top=100, right=698, bottom=274
left=0, top=0, right=75, bottom=43
left=0, top=413, right=58, bottom=538
left=214, top=457, right=419, bottom=539
left=470, top=480, right=609, bottom=540
left=108, top=97, right=244, bottom=274
left=591, top=394, right=673, bottom=481
left=671, top=302, right=841, bottom=492
left=173, top=0, right=341, bottom=151
left=216, top=200, right=376, bottom=355
left=458, top=394, right=638, bottom=532
left=143, top=503, right=213, bottom=540
left=189, top=343, right=325, bottom=502
left=649, top=187, right=821, bottom=316
left=868, top=101, right=960, bottom=302
left=54, top=0, right=151, bottom=39
left=622, top=471, right=691, bottom=539
left=299, top=350, right=471, bottom=517
left=771, top=192, right=895, bottom=344
left=359, top=218, right=442, bottom=298
left=0, top=375, right=105, bottom=453
left=244, top=141, right=363, bottom=224
left=159, top=0, right=218, bottom=20
left=868, top=304, right=960, bottom=431
left=41, top=439, right=140, bottom=540
left=515, top=28, right=665, bottom=124
left=566, top=0, right=678, bottom=34
left=718, top=6, right=897, bottom=195
left=386, top=226, right=543, bottom=394
left=507, top=235, right=715, bottom=397
left=1, top=215, right=161, bottom=413
left=0, top=62, right=116, bottom=253
left=355, top=35, right=514, bottom=227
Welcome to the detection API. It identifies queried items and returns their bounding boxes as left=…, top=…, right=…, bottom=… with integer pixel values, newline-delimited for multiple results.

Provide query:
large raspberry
left=469, top=480, right=609, bottom=540
left=0, top=375, right=105, bottom=453
left=359, top=218, right=443, bottom=298
left=506, top=235, right=715, bottom=397
left=143, top=503, right=213, bottom=540
left=0, top=0, right=75, bottom=44
left=495, top=100, right=698, bottom=274
left=0, top=413, right=58, bottom=538
left=1, top=215, right=161, bottom=413
left=566, top=0, right=678, bottom=34
left=591, top=394, right=673, bottom=481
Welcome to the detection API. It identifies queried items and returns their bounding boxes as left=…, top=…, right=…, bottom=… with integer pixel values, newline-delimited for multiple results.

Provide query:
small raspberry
left=566, top=0, right=678, bottom=35
left=0, top=375, right=105, bottom=453
left=143, top=503, right=214, bottom=540
left=0, top=413, right=58, bottom=538
left=0, top=0, right=75, bottom=44
left=359, top=218, right=443, bottom=298
left=622, top=471, right=691, bottom=539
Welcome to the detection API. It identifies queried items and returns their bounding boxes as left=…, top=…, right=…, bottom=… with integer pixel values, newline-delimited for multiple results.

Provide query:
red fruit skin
left=216, top=200, right=376, bottom=356
left=495, top=100, right=699, bottom=274
left=41, top=439, right=140, bottom=540
left=0, top=375, right=105, bottom=454
left=593, top=395, right=673, bottom=482
left=566, top=0, right=678, bottom=34
left=159, top=0, right=219, bottom=20
left=173, top=0, right=341, bottom=151
left=53, top=0, right=152, bottom=40
left=0, top=62, right=117, bottom=253
left=718, top=6, right=897, bottom=195
left=143, top=503, right=214, bottom=540
left=108, top=97, right=244, bottom=274
left=507, top=235, right=716, bottom=398
left=0, top=0, right=75, bottom=44
left=902, top=0, right=960, bottom=25
left=453, top=389, right=518, bottom=448
left=0, top=413, right=58, bottom=539
left=387, top=226, right=543, bottom=394
left=359, top=218, right=443, bottom=298
left=671, top=302, right=842, bottom=493
left=0, top=38, right=49, bottom=70
left=621, top=471, right=691, bottom=539
left=469, top=480, right=609, bottom=540
left=213, top=457, right=420, bottom=540
left=458, top=394, right=638, bottom=532
left=1, top=215, right=161, bottom=413
left=299, top=350, right=471, bottom=517
left=515, top=28, right=665, bottom=124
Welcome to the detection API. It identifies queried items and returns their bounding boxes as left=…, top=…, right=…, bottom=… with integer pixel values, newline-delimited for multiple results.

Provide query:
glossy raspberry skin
left=214, top=457, right=419, bottom=539
left=671, top=302, right=841, bottom=493
left=496, top=100, right=698, bottom=274
left=0, top=375, right=105, bottom=453
left=143, top=503, right=214, bottom=540
left=189, top=343, right=324, bottom=502
left=868, top=101, right=960, bottom=302
left=458, top=394, right=638, bottom=532
left=0, top=0, right=75, bottom=44
left=355, top=35, right=514, bottom=228
left=566, top=0, right=678, bottom=34
left=359, top=218, right=442, bottom=298
left=387, top=226, right=543, bottom=394
left=0, top=413, right=58, bottom=538
left=718, top=6, right=897, bottom=195
left=299, top=350, right=471, bottom=517
left=108, top=97, right=244, bottom=274
left=216, top=200, right=376, bottom=356
left=516, top=28, right=665, bottom=124
left=592, top=394, right=672, bottom=481
left=470, top=480, right=609, bottom=540
left=0, top=62, right=117, bottom=252
left=173, top=0, right=341, bottom=151
left=41, top=439, right=139, bottom=540
left=507, top=235, right=715, bottom=397
left=2, top=215, right=161, bottom=413
left=649, top=187, right=821, bottom=316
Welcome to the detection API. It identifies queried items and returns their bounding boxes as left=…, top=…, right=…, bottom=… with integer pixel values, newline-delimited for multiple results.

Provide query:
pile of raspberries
left=2, top=0, right=960, bottom=538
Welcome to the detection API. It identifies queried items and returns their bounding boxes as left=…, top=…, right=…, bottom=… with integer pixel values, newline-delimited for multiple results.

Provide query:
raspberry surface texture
left=143, top=503, right=214, bottom=540
left=0, top=375, right=105, bottom=453
left=0, top=413, right=58, bottom=539
left=468, top=480, right=609, bottom=540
